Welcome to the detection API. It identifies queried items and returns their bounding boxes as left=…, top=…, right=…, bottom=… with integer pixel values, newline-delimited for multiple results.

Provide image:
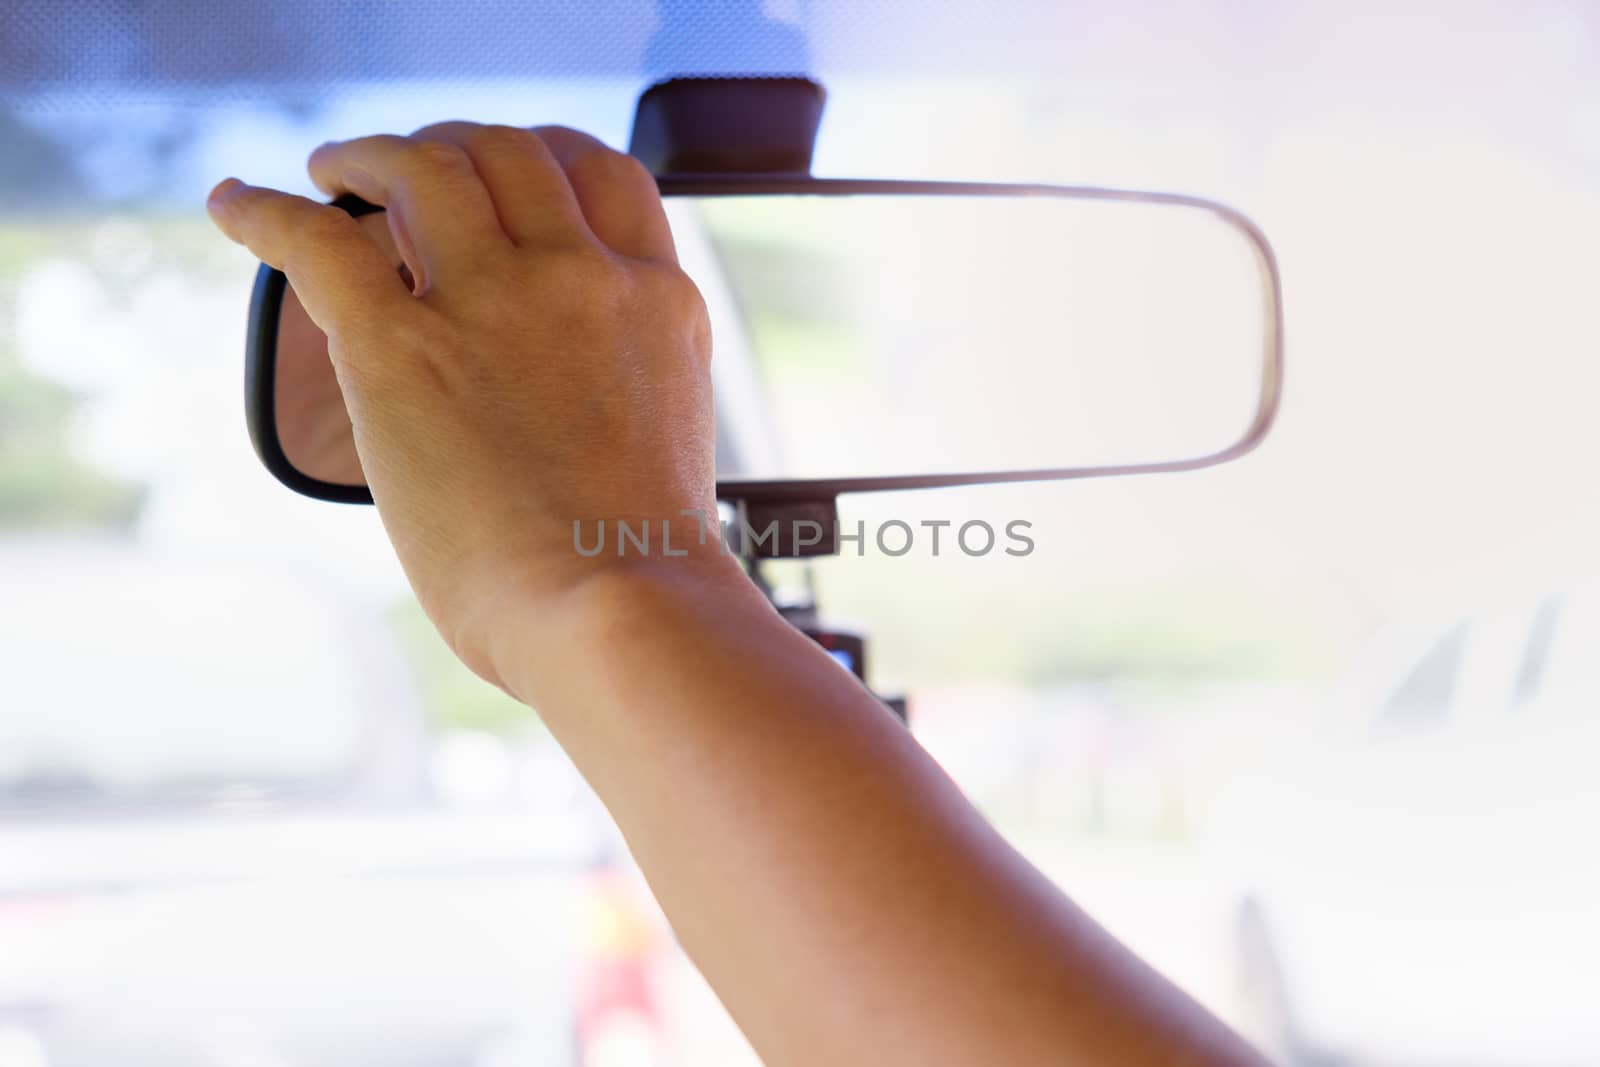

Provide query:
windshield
left=0, top=547, right=376, bottom=805
left=4, top=2, right=1600, bottom=1065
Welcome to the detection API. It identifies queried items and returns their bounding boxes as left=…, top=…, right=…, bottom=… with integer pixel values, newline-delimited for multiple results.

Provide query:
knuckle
left=407, top=138, right=475, bottom=175
left=659, top=266, right=706, bottom=311
left=639, top=262, right=707, bottom=318
left=657, top=268, right=713, bottom=354
left=465, top=123, right=537, bottom=156
left=578, top=252, right=637, bottom=310
left=570, top=253, right=619, bottom=299
left=568, top=146, right=654, bottom=189
left=523, top=248, right=632, bottom=324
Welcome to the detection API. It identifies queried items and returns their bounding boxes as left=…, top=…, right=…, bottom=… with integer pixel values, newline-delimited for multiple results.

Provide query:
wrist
left=485, top=545, right=766, bottom=709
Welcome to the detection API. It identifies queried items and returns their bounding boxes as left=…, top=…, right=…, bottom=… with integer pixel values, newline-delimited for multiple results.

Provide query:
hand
left=208, top=124, right=735, bottom=690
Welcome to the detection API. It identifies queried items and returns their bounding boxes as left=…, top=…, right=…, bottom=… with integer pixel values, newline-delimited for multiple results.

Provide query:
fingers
left=531, top=126, right=678, bottom=263
left=408, top=122, right=675, bottom=263
left=207, top=178, right=415, bottom=337
left=307, top=134, right=511, bottom=288
left=409, top=121, right=592, bottom=249
left=311, top=125, right=676, bottom=268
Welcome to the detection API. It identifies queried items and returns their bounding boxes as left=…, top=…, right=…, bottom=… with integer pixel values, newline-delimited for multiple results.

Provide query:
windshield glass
left=4, top=2, right=1599, bottom=1065
left=0, top=548, right=373, bottom=804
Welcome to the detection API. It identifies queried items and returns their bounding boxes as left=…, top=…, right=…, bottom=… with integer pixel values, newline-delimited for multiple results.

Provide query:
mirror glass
left=272, top=193, right=1274, bottom=490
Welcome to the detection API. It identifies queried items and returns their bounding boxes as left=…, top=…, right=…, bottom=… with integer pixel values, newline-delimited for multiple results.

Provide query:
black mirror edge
left=245, top=255, right=375, bottom=506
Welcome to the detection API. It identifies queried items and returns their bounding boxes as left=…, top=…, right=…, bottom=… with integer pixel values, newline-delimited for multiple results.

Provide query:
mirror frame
left=245, top=177, right=1283, bottom=505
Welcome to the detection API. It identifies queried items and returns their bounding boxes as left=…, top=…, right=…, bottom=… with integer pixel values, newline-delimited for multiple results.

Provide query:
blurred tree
left=0, top=214, right=146, bottom=531
left=0, top=102, right=145, bottom=530
left=0, top=341, right=146, bottom=531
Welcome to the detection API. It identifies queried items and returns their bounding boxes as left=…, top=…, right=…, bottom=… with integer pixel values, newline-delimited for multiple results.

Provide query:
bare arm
left=208, top=122, right=1268, bottom=1067
left=504, top=559, right=1266, bottom=1066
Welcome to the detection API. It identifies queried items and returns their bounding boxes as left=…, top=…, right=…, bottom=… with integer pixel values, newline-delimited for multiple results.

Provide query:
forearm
left=501, top=560, right=1267, bottom=1067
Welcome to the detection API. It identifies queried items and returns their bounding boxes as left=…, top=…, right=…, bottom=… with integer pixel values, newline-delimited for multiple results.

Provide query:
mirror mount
left=732, top=496, right=841, bottom=559
left=627, top=76, right=826, bottom=177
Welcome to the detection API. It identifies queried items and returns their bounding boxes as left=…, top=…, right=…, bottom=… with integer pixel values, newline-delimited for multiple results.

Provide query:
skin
left=273, top=212, right=397, bottom=486
left=207, top=123, right=1270, bottom=1067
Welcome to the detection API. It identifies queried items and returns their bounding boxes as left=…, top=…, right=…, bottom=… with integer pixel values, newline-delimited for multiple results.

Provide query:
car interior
left=2, top=2, right=1598, bottom=1065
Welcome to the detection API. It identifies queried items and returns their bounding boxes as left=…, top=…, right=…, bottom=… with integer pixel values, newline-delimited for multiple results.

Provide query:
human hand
left=208, top=124, right=735, bottom=690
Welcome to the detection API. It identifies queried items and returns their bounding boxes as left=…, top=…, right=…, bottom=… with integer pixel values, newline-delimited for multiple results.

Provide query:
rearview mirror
left=245, top=179, right=1281, bottom=504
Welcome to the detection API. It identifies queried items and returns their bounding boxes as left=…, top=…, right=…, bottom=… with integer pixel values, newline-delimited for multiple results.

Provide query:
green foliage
left=0, top=212, right=245, bottom=532
left=0, top=357, right=145, bottom=530
left=0, top=231, right=147, bottom=530
left=0, top=228, right=56, bottom=281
